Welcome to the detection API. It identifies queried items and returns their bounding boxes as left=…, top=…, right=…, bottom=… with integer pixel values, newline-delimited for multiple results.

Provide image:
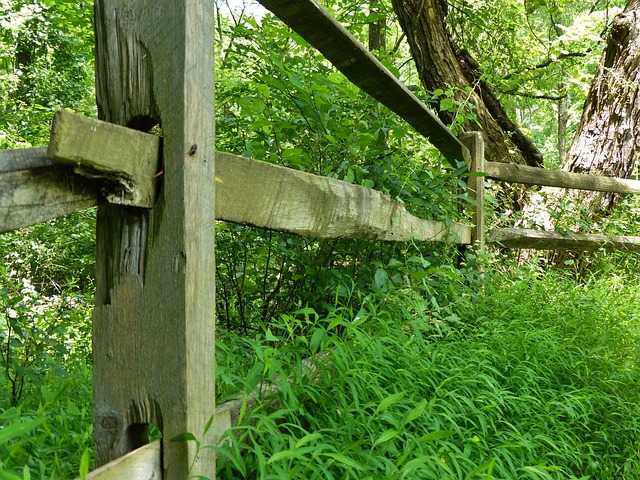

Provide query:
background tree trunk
left=561, top=0, right=640, bottom=213
left=557, top=84, right=568, bottom=164
left=546, top=0, right=640, bottom=268
left=368, top=0, right=386, bottom=52
left=391, top=0, right=544, bottom=168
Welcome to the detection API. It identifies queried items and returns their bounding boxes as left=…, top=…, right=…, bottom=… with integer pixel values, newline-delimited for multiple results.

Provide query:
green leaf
left=267, top=449, right=303, bottom=464
left=256, top=84, right=270, bottom=98
left=265, top=328, right=280, bottom=342
left=288, top=73, right=305, bottom=90
left=79, top=448, right=90, bottom=480
left=374, top=391, right=405, bottom=414
left=0, top=469, right=22, bottom=480
left=171, top=432, right=197, bottom=443
left=440, top=98, right=455, bottom=112
left=0, top=419, right=44, bottom=446
left=404, top=399, right=428, bottom=424
left=345, top=168, right=355, bottom=184
left=203, top=414, right=215, bottom=436
left=67, top=400, right=82, bottom=416
left=328, top=314, right=343, bottom=330
left=419, top=430, right=455, bottom=442
left=310, top=327, right=326, bottom=351
left=294, top=432, right=323, bottom=448
left=373, top=268, right=388, bottom=290
left=321, top=452, right=364, bottom=470
left=401, top=455, right=436, bottom=477
left=466, top=458, right=496, bottom=478
left=374, top=428, right=399, bottom=446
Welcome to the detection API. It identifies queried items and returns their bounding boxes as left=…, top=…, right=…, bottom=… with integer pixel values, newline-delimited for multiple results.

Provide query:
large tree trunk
left=368, top=0, right=387, bottom=52
left=561, top=0, right=640, bottom=214
left=391, top=0, right=543, bottom=167
left=545, top=0, right=640, bottom=269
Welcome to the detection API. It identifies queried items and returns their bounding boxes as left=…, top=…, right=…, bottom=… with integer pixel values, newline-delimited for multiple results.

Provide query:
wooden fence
left=1, top=0, right=640, bottom=477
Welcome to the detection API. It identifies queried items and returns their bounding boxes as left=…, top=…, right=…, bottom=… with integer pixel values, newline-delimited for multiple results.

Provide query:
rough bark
left=547, top=0, right=640, bottom=267
left=92, top=0, right=216, bottom=476
left=561, top=0, right=640, bottom=214
left=557, top=84, right=568, bottom=164
left=391, top=0, right=543, bottom=167
left=368, top=0, right=387, bottom=52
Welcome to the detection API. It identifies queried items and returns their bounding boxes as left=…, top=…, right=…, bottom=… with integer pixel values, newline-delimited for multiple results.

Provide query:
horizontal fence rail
left=485, top=161, right=640, bottom=194
left=257, top=0, right=469, bottom=166
left=3, top=111, right=640, bottom=254
left=481, top=162, right=640, bottom=251
left=1, top=111, right=470, bottom=243
left=77, top=441, right=161, bottom=480
left=488, top=228, right=640, bottom=252
left=0, top=146, right=98, bottom=230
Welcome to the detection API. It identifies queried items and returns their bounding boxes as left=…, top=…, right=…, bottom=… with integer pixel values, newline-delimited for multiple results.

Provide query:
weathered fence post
left=460, top=132, right=485, bottom=250
left=92, top=1, right=215, bottom=478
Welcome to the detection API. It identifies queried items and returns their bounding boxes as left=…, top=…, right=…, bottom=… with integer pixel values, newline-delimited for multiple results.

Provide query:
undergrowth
left=214, top=261, right=640, bottom=479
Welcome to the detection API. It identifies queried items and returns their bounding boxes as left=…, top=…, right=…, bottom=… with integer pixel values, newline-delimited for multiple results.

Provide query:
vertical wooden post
left=92, top=1, right=215, bottom=478
left=460, top=132, right=485, bottom=250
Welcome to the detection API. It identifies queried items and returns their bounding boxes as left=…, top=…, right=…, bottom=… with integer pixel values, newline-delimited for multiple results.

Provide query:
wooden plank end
left=48, top=110, right=161, bottom=208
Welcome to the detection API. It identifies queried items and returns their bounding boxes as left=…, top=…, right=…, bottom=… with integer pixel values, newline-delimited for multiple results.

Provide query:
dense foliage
left=1, top=0, right=640, bottom=478
left=215, top=261, right=640, bottom=479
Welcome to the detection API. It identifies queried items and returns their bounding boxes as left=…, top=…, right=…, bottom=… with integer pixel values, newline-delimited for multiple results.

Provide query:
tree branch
left=504, top=51, right=589, bottom=80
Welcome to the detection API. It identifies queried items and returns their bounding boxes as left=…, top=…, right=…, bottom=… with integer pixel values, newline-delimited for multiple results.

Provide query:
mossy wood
left=92, top=0, right=216, bottom=478
left=257, top=0, right=469, bottom=166
left=77, top=441, right=161, bottom=480
left=488, top=227, right=640, bottom=252
left=0, top=147, right=98, bottom=233
left=485, top=161, right=640, bottom=194
left=460, top=132, right=485, bottom=249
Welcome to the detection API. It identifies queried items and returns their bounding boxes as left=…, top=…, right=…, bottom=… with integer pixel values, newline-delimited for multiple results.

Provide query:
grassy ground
left=2, top=254, right=640, bottom=479
left=215, top=260, right=640, bottom=479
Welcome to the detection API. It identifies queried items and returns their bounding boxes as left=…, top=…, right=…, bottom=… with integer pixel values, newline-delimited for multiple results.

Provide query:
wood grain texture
left=1, top=142, right=468, bottom=244
left=80, top=441, right=161, bottom=480
left=48, top=110, right=161, bottom=207
left=0, top=147, right=98, bottom=233
left=488, top=227, right=640, bottom=252
left=256, top=0, right=469, bottom=166
left=92, top=1, right=216, bottom=478
left=216, top=152, right=471, bottom=243
left=460, top=133, right=485, bottom=249
left=484, top=161, right=640, bottom=194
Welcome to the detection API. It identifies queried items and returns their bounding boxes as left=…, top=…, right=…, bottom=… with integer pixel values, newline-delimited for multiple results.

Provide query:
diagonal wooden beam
left=256, top=0, right=469, bottom=166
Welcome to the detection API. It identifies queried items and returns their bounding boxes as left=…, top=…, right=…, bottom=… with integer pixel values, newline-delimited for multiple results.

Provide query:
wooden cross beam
left=1, top=110, right=472, bottom=244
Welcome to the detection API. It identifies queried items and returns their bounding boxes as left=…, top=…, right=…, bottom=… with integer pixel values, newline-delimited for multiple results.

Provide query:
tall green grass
left=215, top=263, right=640, bottom=479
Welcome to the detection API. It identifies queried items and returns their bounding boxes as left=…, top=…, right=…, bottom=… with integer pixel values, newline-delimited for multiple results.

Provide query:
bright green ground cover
left=2, top=222, right=640, bottom=479
left=214, top=260, right=640, bottom=479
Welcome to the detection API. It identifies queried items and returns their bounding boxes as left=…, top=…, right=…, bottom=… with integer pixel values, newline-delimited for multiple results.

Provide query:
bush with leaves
left=214, top=11, right=474, bottom=330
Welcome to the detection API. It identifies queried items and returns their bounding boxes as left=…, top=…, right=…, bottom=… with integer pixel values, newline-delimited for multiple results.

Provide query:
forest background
left=2, top=0, right=640, bottom=478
